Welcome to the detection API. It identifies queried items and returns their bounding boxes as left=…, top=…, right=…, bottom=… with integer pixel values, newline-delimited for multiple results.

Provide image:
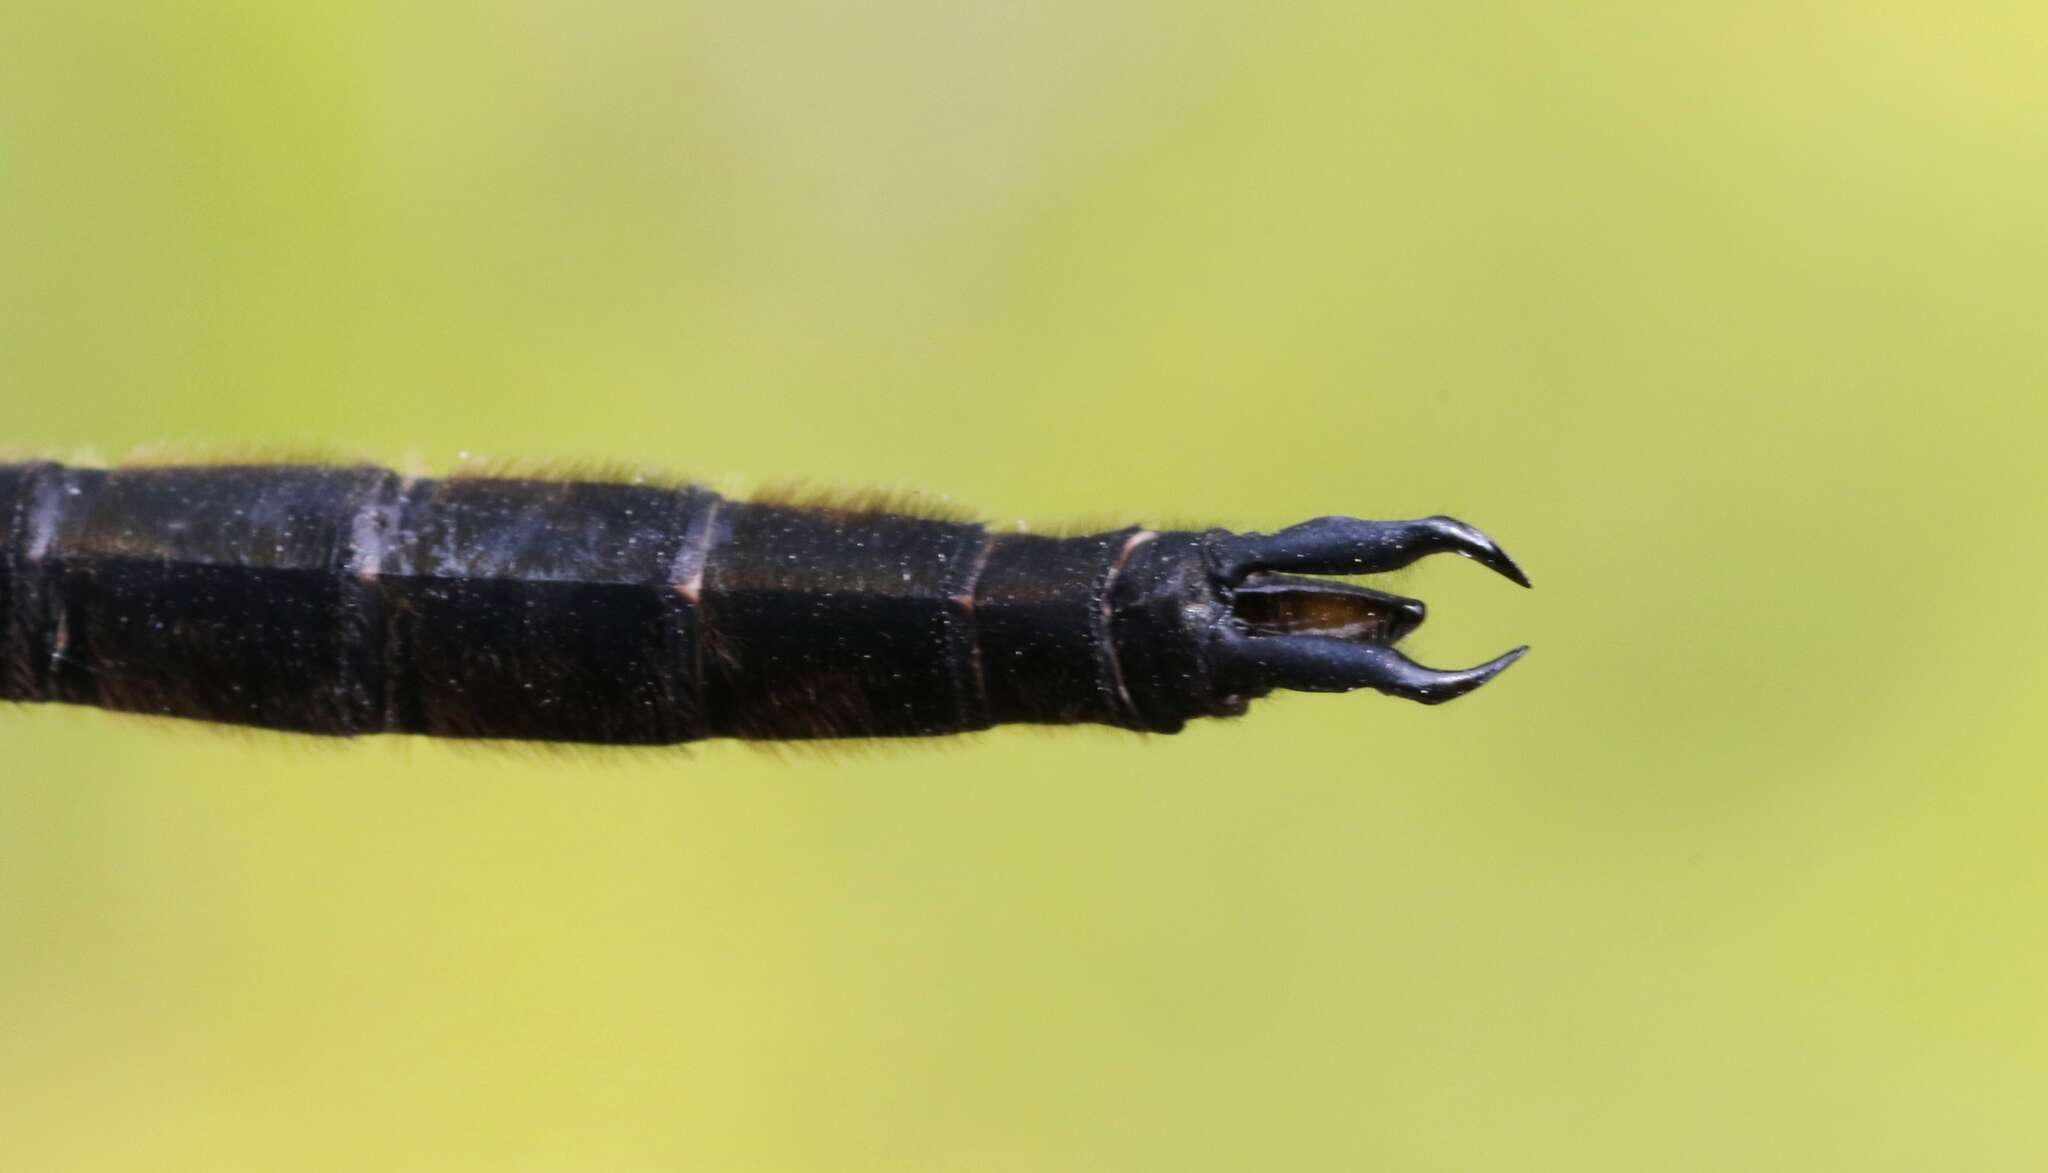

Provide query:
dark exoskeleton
left=0, top=461, right=1529, bottom=744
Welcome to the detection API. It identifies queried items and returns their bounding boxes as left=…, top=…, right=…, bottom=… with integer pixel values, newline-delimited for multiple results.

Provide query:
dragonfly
left=0, top=460, right=1529, bottom=744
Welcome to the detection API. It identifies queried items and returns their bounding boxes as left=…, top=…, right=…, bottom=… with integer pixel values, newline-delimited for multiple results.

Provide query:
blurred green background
left=3, top=2, right=2044, bottom=1169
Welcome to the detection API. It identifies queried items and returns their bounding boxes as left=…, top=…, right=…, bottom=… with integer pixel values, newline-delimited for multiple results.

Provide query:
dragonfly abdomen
left=1, top=460, right=1529, bottom=744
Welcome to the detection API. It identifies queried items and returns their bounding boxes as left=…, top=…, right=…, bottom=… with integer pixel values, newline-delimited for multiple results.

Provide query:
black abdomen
left=4, top=460, right=1533, bottom=741
left=0, top=462, right=1164, bottom=742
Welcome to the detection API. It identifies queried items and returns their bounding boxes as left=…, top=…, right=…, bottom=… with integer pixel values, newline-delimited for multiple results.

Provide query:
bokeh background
left=4, top=2, right=2045, bottom=1169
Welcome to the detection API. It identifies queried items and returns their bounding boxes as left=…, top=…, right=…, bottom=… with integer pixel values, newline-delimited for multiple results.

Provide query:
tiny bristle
left=65, top=704, right=361, bottom=757
left=442, top=454, right=700, bottom=491
left=1021, top=513, right=1236, bottom=538
left=118, top=440, right=376, bottom=470
left=0, top=445, right=109, bottom=468
left=733, top=727, right=991, bottom=762
left=748, top=480, right=980, bottom=523
left=402, top=730, right=700, bottom=769
left=0, top=444, right=71, bottom=465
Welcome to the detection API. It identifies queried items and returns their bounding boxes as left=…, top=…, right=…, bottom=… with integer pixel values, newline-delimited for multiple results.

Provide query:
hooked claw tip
left=1382, top=643, right=1529, bottom=705
left=1420, top=516, right=1532, bottom=588
left=1223, top=515, right=1532, bottom=587
left=1218, top=637, right=1530, bottom=705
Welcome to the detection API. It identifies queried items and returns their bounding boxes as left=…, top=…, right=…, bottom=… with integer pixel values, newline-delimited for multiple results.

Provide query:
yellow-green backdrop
left=4, top=3, right=2044, bottom=1169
